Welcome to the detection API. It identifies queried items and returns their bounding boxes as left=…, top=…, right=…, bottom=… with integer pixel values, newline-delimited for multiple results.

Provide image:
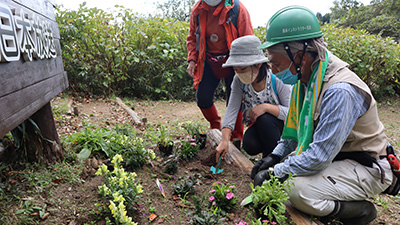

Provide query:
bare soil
left=2, top=95, right=400, bottom=224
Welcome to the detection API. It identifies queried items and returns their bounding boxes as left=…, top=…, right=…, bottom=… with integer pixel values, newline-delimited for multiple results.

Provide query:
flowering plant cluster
left=208, top=182, right=238, bottom=214
left=96, top=154, right=143, bottom=225
left=176, top=136, right=199, bottom=161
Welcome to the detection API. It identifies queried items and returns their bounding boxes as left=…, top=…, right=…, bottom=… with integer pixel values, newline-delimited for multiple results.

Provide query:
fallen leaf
left=149, top=213, right=157, bottom=221
left=41, top=212, right=50, bottom=219
left=172, top=195, right=180, bottom=200
left=30, top=212, right=39, bottom=217
left=53, top=178, right=63, bottom=183
left=157, top=217, right=165, bottom=223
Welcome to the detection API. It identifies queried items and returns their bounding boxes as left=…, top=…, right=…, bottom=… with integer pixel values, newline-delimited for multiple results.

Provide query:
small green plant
left=96, top=154, right=143, bottom=224
left=163, top=155, right=179, bottom=175
left=208, top=182, right=238, bottom=215
left=183, top=121, right=207, bottom=149
left=173, top=174, right=201, bottom=198
left=188, top=195, right=224, bottom=225
left=15, top=200, right=47, bottom=222
left=176, top=136, right=199, bottom=161
left=248, top=171, right=293, bottom=225
left=183, top=121, right=206, bottom=137
left=157, top=125, right=174, bottom=156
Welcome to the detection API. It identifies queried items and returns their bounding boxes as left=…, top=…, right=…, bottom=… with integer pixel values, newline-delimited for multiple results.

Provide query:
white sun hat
left=222, top=35, right=269, bottom=68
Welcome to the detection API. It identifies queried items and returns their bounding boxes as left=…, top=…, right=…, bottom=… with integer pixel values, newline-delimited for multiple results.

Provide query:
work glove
left=250, top=154, right=281, bottom=179
left=253, top=169, right=288, bottom=187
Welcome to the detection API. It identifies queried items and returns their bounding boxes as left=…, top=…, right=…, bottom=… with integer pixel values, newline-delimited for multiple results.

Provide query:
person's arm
left=275, top=78, right=292, bottom=120
left=216, top=77, right=243, bottom=160
left=236, top=2, right=253, bottom=37
left=249, top=103, right=279, bottom=122
left=273, top=83, right=369, bottom=177
left=187, top=8, right=198, bottom=63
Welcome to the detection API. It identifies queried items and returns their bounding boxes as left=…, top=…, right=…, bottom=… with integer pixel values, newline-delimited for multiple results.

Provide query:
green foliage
left=207, top=182, right=238, bottom=215
left=15, top=200, right=47, bottom=223
left=248, top=171, right=293, bottom=225
left=64, top=126, right=155, bottom=171
left=155, top=0, right=196, bottom=22
left=96, top=154, right=143, bottom=224
left=322, top=24, right=400, bottom=99
left=56, top=4, right=193, bottom=100
left=163, top=155, right=179, bottom=175
left=330, top=0, right=400, bottom=41
left=176, top=136, right=199, bottom=161
left=188, top=195, right=224, bottom=225
left=182, top=121, right=206, bottom=137
left=173, top=174, right=200, bottom=198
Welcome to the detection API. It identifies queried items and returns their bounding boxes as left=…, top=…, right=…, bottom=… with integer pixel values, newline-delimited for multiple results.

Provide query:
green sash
left=281, top=52, right=329, bottom=155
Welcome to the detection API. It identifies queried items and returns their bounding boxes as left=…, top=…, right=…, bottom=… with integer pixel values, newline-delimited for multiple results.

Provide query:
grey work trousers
left=288, top=158, right=393, bottom=216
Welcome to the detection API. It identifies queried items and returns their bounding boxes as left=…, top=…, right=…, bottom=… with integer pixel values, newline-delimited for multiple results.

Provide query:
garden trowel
left=210, top=156, right=224, bottom=174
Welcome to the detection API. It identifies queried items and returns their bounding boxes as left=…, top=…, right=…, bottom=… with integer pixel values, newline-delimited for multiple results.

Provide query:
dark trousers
left=196, top=62, right=234, bottom=109
left=242, top=113, right=284, bottom=158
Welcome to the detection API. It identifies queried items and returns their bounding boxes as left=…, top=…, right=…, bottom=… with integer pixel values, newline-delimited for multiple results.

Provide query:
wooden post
left=24, top=102, right=64, bottom=163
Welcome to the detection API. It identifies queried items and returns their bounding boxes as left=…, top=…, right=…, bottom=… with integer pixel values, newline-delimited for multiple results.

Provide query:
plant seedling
left=210, top=156, right=223, bottom=174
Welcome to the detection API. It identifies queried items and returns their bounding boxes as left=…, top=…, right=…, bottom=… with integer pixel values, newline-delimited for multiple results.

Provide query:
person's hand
left=253, top=169, right=288, bottom=186
left=187, top=61, right=196, bottom=77
left=216, top=140, right=229, bottom=162
left=249, top=104, right=268, bottom=122
left=250, top=154, right=281, bottom=179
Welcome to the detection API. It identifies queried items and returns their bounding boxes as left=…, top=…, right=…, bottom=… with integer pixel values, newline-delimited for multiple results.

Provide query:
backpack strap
left=271, top=73, right=278, bottom=95
left=227, top=0, right=239, bottom=28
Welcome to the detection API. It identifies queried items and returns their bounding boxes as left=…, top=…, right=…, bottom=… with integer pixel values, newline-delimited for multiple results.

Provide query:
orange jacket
left=186, top=0, right=253, bottom=89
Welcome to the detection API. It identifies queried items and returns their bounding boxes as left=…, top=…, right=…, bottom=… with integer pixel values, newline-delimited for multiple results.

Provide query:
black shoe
left=322, top=200, right=377, bottom=225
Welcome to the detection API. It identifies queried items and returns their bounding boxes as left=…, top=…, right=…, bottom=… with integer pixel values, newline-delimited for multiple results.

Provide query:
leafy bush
left=56, top=4, right=193, bottom=100
left=322, top=24, right=400, bottom=99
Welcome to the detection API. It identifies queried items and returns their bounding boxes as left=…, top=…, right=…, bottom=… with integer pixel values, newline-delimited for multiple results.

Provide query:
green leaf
left=77, top=147, right=91, bottom=160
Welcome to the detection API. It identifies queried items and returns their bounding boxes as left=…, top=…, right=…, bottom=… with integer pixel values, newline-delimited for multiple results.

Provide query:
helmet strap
left=283, top=41, right=308, bottom=80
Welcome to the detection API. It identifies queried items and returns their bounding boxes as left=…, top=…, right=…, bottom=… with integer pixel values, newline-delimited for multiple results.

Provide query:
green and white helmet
left=259, top=6, right=322, bottom=49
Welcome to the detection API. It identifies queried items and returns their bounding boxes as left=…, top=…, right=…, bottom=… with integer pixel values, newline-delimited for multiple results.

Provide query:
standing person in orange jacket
left=186, top=0, right=253, bottom=145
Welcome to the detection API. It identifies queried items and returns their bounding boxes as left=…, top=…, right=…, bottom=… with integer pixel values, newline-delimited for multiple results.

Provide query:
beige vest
left=314, top=54, right=387, bottom=158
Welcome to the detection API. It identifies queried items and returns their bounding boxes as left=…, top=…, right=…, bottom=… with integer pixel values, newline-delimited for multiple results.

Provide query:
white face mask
left=204, top=0, right=222, bottom=7
left=236, top=68, right=257, bottom=84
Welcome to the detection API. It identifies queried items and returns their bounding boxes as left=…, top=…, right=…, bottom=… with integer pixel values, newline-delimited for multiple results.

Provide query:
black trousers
left=242, top=113, right=284, bottom=158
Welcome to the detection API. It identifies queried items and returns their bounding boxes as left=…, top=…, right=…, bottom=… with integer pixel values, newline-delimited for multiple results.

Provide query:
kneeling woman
left=216, top=35, right=291, bottom=161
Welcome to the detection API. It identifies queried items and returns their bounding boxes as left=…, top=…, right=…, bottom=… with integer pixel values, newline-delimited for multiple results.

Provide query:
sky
left=54, top=0, right=372, bottom=27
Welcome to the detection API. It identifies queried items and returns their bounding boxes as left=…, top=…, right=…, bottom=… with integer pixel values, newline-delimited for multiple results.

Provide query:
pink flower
left=209, top=196, right=215, bottom=201
left=212, top=201, right=216, bottom=205
left=209, top=189, right=216, bottom=193
left=190, top=142, right=197, bottom=146
left=235, top=221, right=248, bottom=225
left=226, top=192, right=234, bottom=200
left=226, top=189, right=230, bottom=193
left=262, top=220, right=269, bottom=223
left=271, top=222, right=277, bottom=225
left=229, top=185, right=235, bottom=188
